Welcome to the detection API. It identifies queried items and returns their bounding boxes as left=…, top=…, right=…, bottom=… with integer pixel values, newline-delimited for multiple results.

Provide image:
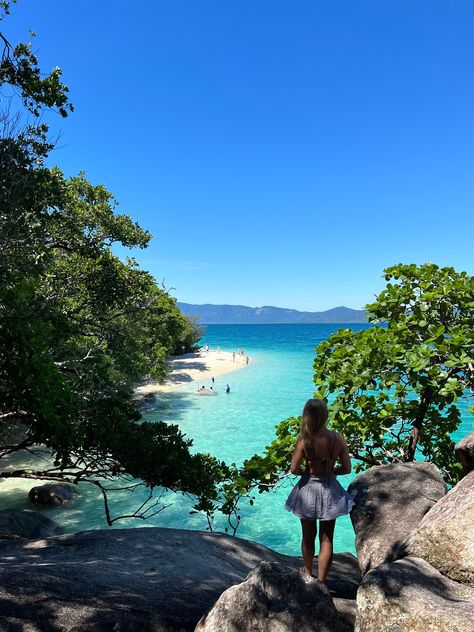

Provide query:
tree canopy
left=0, top=5, right=221, bottom=523
left=313, top=263, right=473, bottom=483
left=210, top=263, right=473, bottom=534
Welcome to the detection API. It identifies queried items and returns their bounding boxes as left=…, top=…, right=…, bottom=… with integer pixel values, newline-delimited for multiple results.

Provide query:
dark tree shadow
left=366, top=556, right=474, bottom=605
left=0, top=527, right=361, bottom=631
left=347, top=463, right=446, bottom=574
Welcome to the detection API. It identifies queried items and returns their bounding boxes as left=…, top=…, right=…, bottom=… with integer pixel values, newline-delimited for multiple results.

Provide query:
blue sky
left=6, top=1, right=474, bottom=310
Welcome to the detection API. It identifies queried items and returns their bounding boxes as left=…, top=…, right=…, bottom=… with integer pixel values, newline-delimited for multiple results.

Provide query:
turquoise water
left=132, top=323, right=367, bottom=554
left=143, top=323, right=472, bottom=555
left=2, top=324, right=472, bottom=555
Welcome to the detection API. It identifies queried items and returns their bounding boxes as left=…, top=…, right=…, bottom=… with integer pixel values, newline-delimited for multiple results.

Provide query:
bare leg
left=317, top=519, right=336, bottom=583
left=300, top=519, right=317, bottom=576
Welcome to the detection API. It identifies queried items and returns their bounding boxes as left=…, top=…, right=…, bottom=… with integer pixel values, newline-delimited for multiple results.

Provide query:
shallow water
left=1, top=324, right=472, bottom=555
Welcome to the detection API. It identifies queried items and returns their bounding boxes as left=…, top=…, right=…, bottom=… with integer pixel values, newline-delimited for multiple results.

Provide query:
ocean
left=2, top=324, right=472, bottom=555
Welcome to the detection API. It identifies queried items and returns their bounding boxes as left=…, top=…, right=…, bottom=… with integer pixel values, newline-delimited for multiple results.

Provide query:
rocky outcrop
left=455, top=430, right=474, bottom=475
left=0, top=509, right=59, bottom=539
left=134, top=391, right=158, bottom=411
left=28, top=482, right=78, bottom=506
left=332, top=598, right=357, bottom=630
left=355, top=556, right=474, bottom=632
left=407, top=470, right=474, bottom=585
left=195, top=561, right=351, bottom=632
left=0, top=527, right=360, bottom=631
left=348, top=462, right=446, bottom=575
left=142, top=392, right=157, bottom=404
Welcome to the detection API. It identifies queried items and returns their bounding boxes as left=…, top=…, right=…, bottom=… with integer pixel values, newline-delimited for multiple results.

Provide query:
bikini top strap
left=304, top=444, right=317, bottom=462
left=304, top=433, right=337, bottom=464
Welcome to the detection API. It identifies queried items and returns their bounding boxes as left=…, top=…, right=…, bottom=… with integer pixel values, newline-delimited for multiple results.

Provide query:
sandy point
left=134, top=349, right=250, bottom=397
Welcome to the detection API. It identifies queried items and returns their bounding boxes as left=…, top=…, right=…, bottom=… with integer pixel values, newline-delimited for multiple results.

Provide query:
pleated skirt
left=284, top=474, right=355, bottom=521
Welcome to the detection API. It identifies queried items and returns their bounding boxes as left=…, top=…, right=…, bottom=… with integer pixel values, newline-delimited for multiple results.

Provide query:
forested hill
left=177, top=303, right=368, bottom=324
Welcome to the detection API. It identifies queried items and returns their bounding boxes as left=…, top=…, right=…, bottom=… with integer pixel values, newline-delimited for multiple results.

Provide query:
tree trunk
left=407, top=389, right=432, bottom=461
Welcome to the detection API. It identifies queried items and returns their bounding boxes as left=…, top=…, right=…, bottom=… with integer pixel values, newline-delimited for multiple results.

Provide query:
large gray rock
left=348, top=462, right=446, bottom=575
left=455, top=430, right=474, bottom=475
left=0, top=527, right=360, bottom=631
left=407, top=470, right=474, bottom=585
left=0, top=510, right=59, bottom=539
left=28, top=482, right=78, bottom=506
left=195, top=561, right=351, bottom=632
left=332, top=599, right=357, bottom=630
left=355, top=556, right=474, bottom=632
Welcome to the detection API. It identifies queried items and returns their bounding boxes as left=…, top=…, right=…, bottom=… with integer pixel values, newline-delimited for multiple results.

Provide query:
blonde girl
left=285, top=399, right=354, bottom=582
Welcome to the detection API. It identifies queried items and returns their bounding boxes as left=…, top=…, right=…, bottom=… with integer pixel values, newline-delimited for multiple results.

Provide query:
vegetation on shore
left=207, top=263, right=473, bottom=534
left=0, top=4, right=220, bottom=523
left=1, top=5, right=472, bottom=536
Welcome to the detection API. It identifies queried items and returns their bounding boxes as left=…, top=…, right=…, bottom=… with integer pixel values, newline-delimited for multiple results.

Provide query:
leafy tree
left=0, top=138, right=223, bottom=521
left=0, top=5, right=224, bottom=522
left=312, top=263, right=473, bottom=484
left=173, top=315, right=204, bottom=355
left=1, top=1, right=73, bottom=159
left=209, top=263, right=473, bottom=534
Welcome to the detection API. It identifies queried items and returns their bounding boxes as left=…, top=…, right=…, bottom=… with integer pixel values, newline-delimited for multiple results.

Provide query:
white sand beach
left=134, top=349, right=250, bottom=397
left=0, top=350, right=250, bottom=500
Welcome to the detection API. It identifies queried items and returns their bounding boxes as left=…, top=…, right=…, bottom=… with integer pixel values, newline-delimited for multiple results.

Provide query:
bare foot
left=299, top=567, right=316, bottom=578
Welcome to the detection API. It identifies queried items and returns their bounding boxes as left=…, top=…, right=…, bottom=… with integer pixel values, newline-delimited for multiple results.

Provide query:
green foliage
left=0, top=5, right=216, bottom=520
left=0, top=2, right=15, bottom=20
left=1, top=7, right=73, bottom=120
left=193, top=416, right=302, bottom=533
left=312, top=263, right=473, bottom=484
left=171, top=315, right=204, bottom=355
left=0, top=137, right=211, bottom=500
left=209, top=263, right=472, bottom=534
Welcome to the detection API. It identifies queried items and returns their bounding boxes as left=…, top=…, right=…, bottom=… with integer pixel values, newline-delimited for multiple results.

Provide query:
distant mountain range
left=177, top=303, right=368, bottom=324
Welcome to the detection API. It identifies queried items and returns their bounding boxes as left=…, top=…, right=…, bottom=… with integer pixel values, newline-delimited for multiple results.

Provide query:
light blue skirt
left=284, top=474, right=355, bottom=521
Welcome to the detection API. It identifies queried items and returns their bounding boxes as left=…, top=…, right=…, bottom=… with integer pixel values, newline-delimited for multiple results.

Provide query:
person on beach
left=226, top=384, right=230, bottom=393
left=211, top=376, right=215, bottom=383
left=246, top=356, right=249, bottom=365
left=284, top=399, right=354, bottom=583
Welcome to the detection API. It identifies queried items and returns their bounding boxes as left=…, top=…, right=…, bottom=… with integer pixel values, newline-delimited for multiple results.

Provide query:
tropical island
left=0, top=3, right=473, bottom=631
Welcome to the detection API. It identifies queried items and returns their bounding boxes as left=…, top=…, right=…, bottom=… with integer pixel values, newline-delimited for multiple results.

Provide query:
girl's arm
left=334, top=434, right=352, bottom=475
left=289, top=438, right=306, bottom=475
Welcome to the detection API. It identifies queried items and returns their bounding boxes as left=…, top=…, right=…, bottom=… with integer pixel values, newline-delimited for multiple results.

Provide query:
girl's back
left=304, top=430, right=339, bottom=476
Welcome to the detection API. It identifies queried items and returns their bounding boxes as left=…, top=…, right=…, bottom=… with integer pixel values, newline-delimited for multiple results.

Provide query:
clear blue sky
left=6, top=1, right=474, bottom=310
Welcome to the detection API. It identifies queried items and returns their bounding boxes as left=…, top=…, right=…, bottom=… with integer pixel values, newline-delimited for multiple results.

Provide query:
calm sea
left=2, top=324, right=471, bottom=555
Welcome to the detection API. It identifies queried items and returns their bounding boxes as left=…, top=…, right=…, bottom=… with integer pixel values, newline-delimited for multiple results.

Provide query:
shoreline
left=134, top=349, right=250, bottom=397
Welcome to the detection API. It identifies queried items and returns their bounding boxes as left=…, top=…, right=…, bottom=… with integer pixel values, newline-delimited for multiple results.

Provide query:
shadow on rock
left=348, top=462, right=446, bottom=575
left=0, top=527, right=360, bottom=631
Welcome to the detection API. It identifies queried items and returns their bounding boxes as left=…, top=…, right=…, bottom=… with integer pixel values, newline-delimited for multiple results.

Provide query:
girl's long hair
left=300, top=399, right=328, bottom=449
